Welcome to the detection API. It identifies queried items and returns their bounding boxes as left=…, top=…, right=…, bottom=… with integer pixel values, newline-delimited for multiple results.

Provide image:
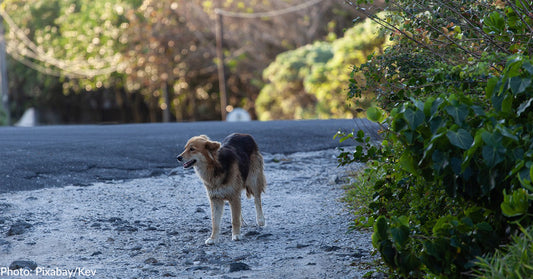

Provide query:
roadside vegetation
left=338, top=0, right=533, bottom=278
left=0, top=0, right=355, bottom=123
left=256, top=15, right=388, bottom=120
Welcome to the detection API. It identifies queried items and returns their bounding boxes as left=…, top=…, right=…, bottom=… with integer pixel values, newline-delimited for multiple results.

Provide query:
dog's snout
left=177, top=155, right=183, bottom=162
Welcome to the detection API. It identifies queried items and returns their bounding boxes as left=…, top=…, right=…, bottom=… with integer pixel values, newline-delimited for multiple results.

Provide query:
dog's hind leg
left=253, top=168, right=266, bottom=227
left=254, top=193, right=266, bottom=227
left=206, top=198, right=224, bottom=245
left=247, top=153, right=266, bottom=227
left=240, top=214, right=247, bottom=227
left=229, top=198, right=242, bottom=241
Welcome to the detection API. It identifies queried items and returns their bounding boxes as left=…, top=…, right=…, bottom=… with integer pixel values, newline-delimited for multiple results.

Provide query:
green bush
left=341, top=160, right=383, bottom=229
left=341, top=55, right=533, bottom=278
left=339, top=0, right=533, bottom=278
left=256, top=15, right=388, bottom=120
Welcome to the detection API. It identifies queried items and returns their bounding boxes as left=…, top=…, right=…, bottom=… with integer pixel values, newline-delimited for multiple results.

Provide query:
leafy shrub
left=256, top=15, right=388, bottom=120
left=341, top=160, right=384, bottom=229
left=343, top=55, right=533, bottom=278
left=339, top=0, right=533, bottom=277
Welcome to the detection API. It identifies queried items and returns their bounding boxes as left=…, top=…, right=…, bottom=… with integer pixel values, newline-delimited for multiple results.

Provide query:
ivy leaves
left=343, top=0, right=533, bottom=277
left=480, top=130, right=506, bottom=168
left=403, top=108, right=425, bottom=131
left=446, top=129, right=473, bottom=150
left=362, top=55, right=533, bottom=278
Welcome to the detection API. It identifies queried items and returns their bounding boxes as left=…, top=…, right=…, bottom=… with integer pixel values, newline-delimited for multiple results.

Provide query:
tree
left=3, top=0, right=143, bottom=123
left=123, top=0, right=357, bottom=121
left=349, top=0, right=533, bottom=109
left=3, top=0, right=356, bottom=122
left=257, top=16, right=387, bottom=120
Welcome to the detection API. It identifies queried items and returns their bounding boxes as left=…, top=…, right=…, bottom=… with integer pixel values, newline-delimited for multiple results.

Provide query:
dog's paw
left=257, top=217, right=266, bottom=227
left=231, top=234, right=242, bottom=241
left=205, top=237, right=217, bottom=245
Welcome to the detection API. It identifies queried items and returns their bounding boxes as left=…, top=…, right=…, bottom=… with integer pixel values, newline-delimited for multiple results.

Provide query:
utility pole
left=0, top=11, right=9, bottom=125
left=215, top=6, right=227, bottom=121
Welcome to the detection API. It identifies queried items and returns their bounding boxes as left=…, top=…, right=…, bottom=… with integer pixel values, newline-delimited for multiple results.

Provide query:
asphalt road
left=0, top=119, right=379, bottom=193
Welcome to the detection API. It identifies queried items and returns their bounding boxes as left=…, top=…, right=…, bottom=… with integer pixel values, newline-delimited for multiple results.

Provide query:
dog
left=177, top=133, right=266, bottom=245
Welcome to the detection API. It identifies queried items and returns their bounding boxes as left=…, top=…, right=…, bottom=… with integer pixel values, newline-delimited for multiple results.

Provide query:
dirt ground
left=0, top=149, right=376, bottom=279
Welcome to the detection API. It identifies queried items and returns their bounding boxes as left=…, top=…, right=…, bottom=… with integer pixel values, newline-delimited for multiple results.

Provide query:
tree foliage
left=4, top=0, right=141, bottom=122
left=122, top=0, right=218, bottom=121
left=339, top=0, right=533, bottom=278
left=3, top=0, right=355, bottom=123
left=256, top=16, right=388, bottom=120
left=122, top=0, right=356, bottom=121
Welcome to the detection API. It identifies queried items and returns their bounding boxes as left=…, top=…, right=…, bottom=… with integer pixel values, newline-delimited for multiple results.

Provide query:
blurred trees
left=123, top=1, right=217, bottom=121
left=121, top=0, right=356, bottom=121
left=2, top=0, right=356, bottom=123
left=256, top=16, right=388, bottom=120
left=4, top=0, right=142, bottom=123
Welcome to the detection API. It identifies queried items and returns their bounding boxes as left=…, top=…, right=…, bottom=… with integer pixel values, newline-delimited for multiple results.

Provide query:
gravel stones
left=9, top=260, right=37, bottom=270
left=228, top=262, right=250, bottom=272
left=0, top=149, right=374, bottom=278
left=6, top=221, right=32, bottom=236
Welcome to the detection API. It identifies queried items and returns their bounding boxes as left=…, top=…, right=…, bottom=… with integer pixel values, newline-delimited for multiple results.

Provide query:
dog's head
left=177, top=135, right=221, bottom=169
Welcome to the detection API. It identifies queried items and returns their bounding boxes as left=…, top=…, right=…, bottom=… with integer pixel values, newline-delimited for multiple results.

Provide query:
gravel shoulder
left=0, top=149, right=374, bottom=278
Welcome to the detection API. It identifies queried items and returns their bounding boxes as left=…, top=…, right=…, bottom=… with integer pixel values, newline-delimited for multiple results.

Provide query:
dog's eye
left=189, top=147, right=195, bottom=151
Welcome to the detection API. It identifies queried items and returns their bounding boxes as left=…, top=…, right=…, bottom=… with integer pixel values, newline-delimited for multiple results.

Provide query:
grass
left=342, top=162, right=384, bottom=230
left=475, top=225, right=533, bottom=279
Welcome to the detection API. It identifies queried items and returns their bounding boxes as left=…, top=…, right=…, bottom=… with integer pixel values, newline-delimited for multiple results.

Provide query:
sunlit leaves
left=257, top=16, right=386, bottom=120
left=482, top=11, right=505, bottom=35
left=5, top=0, right=135, bottom=94
left=6, top=0, right=356, bottom=121
left=366, top=106, right=387, bottom=123
left=501, top=189, right=530, bottom=217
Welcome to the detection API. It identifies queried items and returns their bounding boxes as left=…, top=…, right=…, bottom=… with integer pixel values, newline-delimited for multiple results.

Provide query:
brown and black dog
left=177, top=133, right=266, bottom=245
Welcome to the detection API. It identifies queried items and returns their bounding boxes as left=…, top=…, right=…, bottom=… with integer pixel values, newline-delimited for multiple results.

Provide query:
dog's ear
left=205, top=141, right=220, bottom=152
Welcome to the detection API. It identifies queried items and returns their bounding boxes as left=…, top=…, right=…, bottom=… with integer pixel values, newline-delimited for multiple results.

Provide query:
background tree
left=123, top=0, right=357, bottom=121
left=122, top=0, right=217, bottom=122
left=3, top=0, right=143, bottom=123
left=2, top=0, right=357, bottom=123
left=257, top=16, right=388, bottom=120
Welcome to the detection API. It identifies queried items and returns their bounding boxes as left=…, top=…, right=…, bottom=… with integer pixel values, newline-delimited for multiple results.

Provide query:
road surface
left=0, top=119, right=380, bottom=193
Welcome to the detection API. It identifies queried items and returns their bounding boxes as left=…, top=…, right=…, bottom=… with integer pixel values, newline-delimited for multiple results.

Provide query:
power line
left=215, top=0, right=323, bottom=18
left=7, top=49, right=63, bottom=77
left=214, top=0, right=324, bottom=119
left=0, top=7, right=122, bottom=78
left=0, top=0, right=324, bottom=80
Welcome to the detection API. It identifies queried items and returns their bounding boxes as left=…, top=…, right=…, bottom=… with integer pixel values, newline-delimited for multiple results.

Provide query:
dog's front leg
left=229, top=198, right=242, bottom=241
left=206, top=198, right=224, bottom=245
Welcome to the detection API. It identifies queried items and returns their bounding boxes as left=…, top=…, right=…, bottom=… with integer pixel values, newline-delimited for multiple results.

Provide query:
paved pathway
left=0, top=119, right=380, bottom=193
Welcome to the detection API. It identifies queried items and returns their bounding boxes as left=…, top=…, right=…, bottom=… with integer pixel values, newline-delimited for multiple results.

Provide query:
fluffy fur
left=177, top=133, right=266, bottom=245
